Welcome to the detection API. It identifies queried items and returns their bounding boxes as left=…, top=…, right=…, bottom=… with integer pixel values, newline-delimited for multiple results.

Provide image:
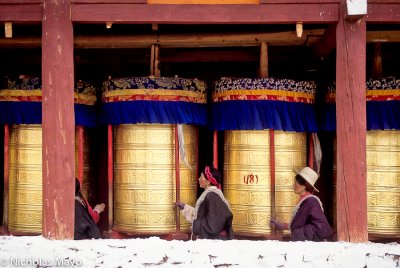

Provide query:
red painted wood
left=269, top=129, right=276, bottom=236
left=367, top=3, right=400, bottom=22
left=72, top=0, right=145, bottom=2
left=0, top=4, right=42, bottom=22
left=107, top=125, right=113, bottom=229
left=71, top=3, right=339, bottom=23
left=77, top=126, right=84, bottom=183
left=262, top=0, right=340, bottom=2
left=335, top=3, right=367, bottom=243
left=0, top=0, right=42, bottom=3
left=195, top=127, right=199, bottom=189
left=213, top=131, right=218, bottom=169
left=3, top=124, right=9, bottom=234
left=308, top=133, right=314, bottom=170
left=42, top=0, right=75, bottom=240
left=174, top=125, right=180, bottom=231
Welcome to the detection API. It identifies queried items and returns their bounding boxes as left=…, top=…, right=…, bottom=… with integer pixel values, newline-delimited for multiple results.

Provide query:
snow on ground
left=0, top=236, right=399, bottom=267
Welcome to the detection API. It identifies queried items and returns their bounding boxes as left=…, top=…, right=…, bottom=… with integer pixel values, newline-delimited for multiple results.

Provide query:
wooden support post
left=77, top=126, right=84, bottom=183
left=42, top=0, right=75, bottom=240
left=335, top=3, right=367, bottom=242
left=3, top=124, right=9, bottom=234
left=107, top=125, right=113, bottom=230
left=372, top=42, right=382, bottom=79
left=260, top=42, right=268, bottom=78
left=269, top=129, right=276, bottom=236
left=213, top=131, right=218, bottom=169
left=308, top=133, right=315, bottom=170
left=166, top=124, right=188, bottom=240
left=174, top=125, right=181, bottom=232
left=150, top=44, right=161, bottom=77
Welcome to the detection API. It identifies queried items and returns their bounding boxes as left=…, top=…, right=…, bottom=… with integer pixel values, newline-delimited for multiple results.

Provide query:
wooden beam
left=367, top=31, right=400, bottom=43
left=367, top=3, right=400, bottom=23
left=149, top=0, right=259, bottom=3
left=0, top=4, right=42, bottom=22
left=71, top=4, right=339, bottom=23
left=0, top=30, right=324, bottom=48
left=313, top=29, right=400, bottom=58
left=335, top=3, right=367, bottom=243
left=42, top=0, right=75, bottom=240
left=75, top=30, right=324, bottom=48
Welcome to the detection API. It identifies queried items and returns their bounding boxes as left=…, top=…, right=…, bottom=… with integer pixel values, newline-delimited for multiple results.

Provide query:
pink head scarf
left=204, top=166, right=221, bottom=190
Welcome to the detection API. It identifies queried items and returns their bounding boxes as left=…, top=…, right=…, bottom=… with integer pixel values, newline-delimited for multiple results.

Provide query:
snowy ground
left=0, top=236, right=399, bottom=267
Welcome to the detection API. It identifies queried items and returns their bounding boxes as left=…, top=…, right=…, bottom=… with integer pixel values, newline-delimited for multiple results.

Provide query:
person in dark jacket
left=270, top=167, right=332, bottom=241
left=74, top=178, right=102, bottom=240
left=175, top=166, right=233, bottom=240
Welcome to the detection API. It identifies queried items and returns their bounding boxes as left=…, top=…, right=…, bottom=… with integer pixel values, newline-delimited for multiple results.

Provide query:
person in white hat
left=270, top=167, right=332, bottom=241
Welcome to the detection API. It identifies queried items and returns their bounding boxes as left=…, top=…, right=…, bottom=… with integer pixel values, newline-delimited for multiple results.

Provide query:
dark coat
left=192, top=192, right=233, bottom=240
left=290, top=196, right=333, bottom=241
left=74, top=200, right=101, bottom=240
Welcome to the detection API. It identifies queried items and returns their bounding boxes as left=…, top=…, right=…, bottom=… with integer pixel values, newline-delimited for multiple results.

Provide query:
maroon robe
left=290, top=196, right=333, bottom=241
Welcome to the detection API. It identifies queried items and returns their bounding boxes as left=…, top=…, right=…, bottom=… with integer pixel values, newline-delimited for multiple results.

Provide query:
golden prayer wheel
left=223, top=130, right=307, bottom=236
left=366, top=130, right=400, bottom=234
left=8, top=125, right=42, bottom=234
left=113, top=124, right=197, bottom=234
left=8, top=125, right=92, bottom=234
left=332, top=130, right=400, bottom=235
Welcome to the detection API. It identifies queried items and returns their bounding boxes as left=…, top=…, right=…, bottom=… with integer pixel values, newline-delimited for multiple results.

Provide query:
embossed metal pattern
left=113, top=124, right=197, bottom=234
left=223, top=130, right=306, bottom=235
left=8, top=125, right=91, bottom=234
left=8, top=125, right=42, bottom=233
left=332, top=131, right=400, bottom=234
left=367, top=130, right=400, bottom=234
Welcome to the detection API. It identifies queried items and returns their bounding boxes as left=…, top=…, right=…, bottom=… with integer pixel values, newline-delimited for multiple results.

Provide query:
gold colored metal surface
left=8, top=125, right=42, bottom=233
left=8, top=125, right=92, bottom=234
left=332, top=131, right=400, bottom=234
left=113, top=124, right=197, bottom=234
left=367, top=130, right=400, bottom=234
left=224, top=130, right=306, bottom=235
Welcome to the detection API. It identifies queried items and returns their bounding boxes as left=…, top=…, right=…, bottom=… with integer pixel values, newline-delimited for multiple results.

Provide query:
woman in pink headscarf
left=175, top=165, right=233, bottom=240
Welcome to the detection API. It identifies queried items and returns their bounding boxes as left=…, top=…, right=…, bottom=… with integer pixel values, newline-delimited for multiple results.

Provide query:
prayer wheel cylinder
left=8, top=125, right=42, bottom=233
left=113, top=124, right=197, bottom=234
left=8, top=125, right=91, bottom=234
left=223, top=130, right=307, bottom=235
left=332, top=130, right=400, bottom=234
left=366, top=130, right=400, bottom=234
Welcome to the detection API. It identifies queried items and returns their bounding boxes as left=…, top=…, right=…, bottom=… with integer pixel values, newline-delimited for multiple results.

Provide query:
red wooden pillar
left=174, top=125, right=181, bottom=232
left=77, top=126, right=84, bottom=184
left=269, top=129, right=276, bottom=236
left=3, top=124, right=9, bottom=234
left=213, top=130, right=218, bottom=169
left=335, top=3, right=367, bottom=242
left=42, top=0, right=75, bottom=239
left=107, top=125, right=113, bottom=230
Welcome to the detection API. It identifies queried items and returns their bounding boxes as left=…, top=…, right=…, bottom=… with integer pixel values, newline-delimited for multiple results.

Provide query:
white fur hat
left=294, top=167, right=319, bottom=192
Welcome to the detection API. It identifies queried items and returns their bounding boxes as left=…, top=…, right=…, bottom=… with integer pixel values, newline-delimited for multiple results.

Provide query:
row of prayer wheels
left=2, top=76, right=400, bottom=237
left=326, top=77, right=400, bottom=235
